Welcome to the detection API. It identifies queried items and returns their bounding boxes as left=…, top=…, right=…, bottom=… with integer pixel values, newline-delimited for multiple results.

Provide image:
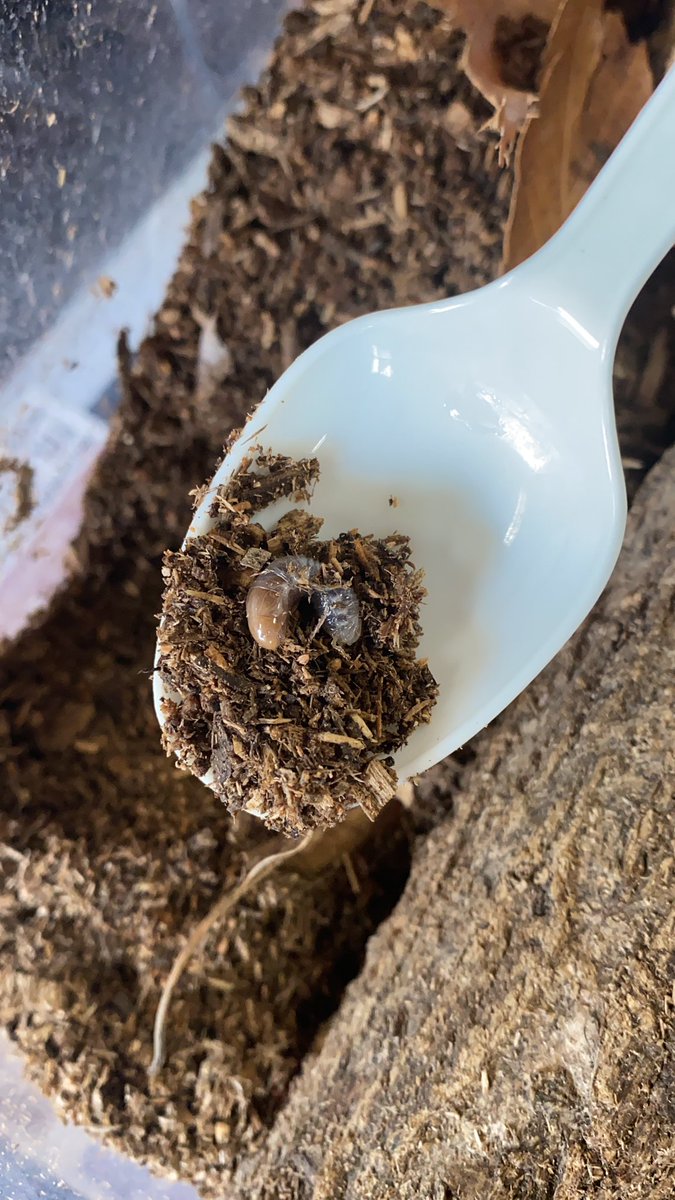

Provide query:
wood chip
left=503, top=1, right=653, bottom=269
left=427, top=0, right=559, bottom=163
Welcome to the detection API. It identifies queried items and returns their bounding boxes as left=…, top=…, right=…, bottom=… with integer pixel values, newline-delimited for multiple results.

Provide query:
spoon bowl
left=155, top=69, right=675, bottom=789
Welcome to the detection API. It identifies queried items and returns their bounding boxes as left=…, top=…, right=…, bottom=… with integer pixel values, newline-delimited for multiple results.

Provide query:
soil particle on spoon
left=158, top=450, right=438, bottom=836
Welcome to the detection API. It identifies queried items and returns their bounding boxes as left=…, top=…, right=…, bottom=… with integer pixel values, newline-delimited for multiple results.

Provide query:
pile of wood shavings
left=158, top=451, right=438, bottom=835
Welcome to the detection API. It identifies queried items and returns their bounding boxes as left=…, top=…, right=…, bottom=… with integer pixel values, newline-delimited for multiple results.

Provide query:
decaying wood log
left=235, top=443, right=675, bottom=1199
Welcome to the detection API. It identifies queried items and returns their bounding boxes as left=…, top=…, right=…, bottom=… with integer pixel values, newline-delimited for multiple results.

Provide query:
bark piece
left=427, top=0, right=559, bottom=163
left=503, top=1, right=653, bottom=270
left=235, top=442, right=675, bottom=1198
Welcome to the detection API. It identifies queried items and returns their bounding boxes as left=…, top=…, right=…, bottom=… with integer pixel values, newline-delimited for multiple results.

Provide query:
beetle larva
left=247, top=556, right=361, bottom=649
left=311, top=586, right=362, bottom=646
left=246, top=556, right=320, bottom=650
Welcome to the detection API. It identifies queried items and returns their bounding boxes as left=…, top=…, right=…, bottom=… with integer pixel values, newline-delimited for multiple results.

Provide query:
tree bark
left=234, top=444, right=675, bottom=1200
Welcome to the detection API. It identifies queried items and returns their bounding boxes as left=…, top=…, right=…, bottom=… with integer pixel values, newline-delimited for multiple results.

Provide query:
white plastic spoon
left=155, top=69, right=675, bottom=796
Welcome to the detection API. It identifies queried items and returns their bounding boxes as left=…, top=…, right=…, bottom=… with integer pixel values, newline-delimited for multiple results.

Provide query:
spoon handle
left=526, top=66, right=675, bottom=348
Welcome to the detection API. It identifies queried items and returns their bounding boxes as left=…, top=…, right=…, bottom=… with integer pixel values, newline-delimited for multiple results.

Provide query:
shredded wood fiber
left=158, top=450, right=437, bottom=835
left=0, top=2, right=674, bottom=1198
